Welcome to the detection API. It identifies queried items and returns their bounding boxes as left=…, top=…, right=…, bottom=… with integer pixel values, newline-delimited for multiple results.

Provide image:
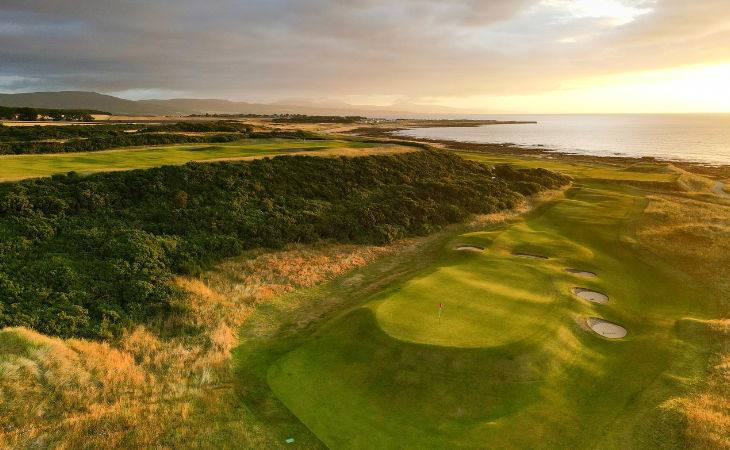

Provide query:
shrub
left=0, top=150, right=569, bottom=339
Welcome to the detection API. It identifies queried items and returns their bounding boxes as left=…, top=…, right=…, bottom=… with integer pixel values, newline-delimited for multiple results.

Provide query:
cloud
left=0, top=0, right=728, bottom=103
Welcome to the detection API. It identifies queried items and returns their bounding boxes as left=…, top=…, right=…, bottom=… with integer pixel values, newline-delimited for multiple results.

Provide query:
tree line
left=271, top=115, right=367, bottom=124
left=0, top=121, right=321, bottom=155
left=0, top=106, right=110, bottom=122
left=0, top=150, right=569, bottom=340
left=189, top=113, right=368, bottom=123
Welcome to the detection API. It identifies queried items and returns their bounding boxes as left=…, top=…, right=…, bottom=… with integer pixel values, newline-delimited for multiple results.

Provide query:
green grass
left=0, top=139, right=389, bottom=180
left=459, top=153, right=680, bottom=182
left=237, top=159, right=724, bottom=448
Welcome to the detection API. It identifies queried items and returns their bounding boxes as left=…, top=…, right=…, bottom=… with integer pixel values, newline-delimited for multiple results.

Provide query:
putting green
left=240, top=159, right=723, bottom=448
left=374, top=249, right=562, bottom=348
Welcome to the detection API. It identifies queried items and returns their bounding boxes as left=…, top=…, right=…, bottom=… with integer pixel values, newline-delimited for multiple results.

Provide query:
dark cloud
left=0, top=0, right=728, bottom=101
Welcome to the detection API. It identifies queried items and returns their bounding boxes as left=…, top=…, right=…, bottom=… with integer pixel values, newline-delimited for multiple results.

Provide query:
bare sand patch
left=511, top=252, right=549, bottom=259
left=572, top=287, right=609, bottom=303
left=711, top=182, right=730, bottom=198
left=587, top=317, right=627, bottom=338
left=565, top=268, right=597, bottom=277
left=455, top=245, right=484, bottom=251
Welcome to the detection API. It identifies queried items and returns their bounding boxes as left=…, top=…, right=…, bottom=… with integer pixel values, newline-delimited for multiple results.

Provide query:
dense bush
left=271, top=115, right=366, bottom=124
left=0, top=106, right=108, bottom=121
left=138, top=121, right=253, bottom=133
left=493, top=164, right=569, bottom=194
left=0, top=122, right=319, bottom=155
left=0, top=123, right=136, bottom=141
left=0, top=133, right=244, bottom=155
left=0, top=150, right=569, bottom=339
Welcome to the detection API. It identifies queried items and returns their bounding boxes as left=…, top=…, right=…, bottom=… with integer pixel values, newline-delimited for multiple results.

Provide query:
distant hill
left=0, top=91, right=496, bottom=117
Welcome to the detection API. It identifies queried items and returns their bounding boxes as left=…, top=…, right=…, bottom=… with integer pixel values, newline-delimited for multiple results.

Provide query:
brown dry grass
left=661, top=319, right=730, bottom=449
left=637, top=192, right=730, bottom=448
left=636, top=194, right=730, bottom=291
left=201, top=144, right=416, bottom=164
left=0, top=242, right=402, bottom=449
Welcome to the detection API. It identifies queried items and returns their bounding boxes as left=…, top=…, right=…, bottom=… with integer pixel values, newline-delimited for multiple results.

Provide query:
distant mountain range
left=0, top=91, right=495, bottom=117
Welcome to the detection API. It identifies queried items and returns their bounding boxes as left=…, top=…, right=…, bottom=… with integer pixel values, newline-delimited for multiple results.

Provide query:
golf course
left=0, top=130, right=727, bottom=448
left=4, top=0, right=730, bottom=446
left=0, top=138, right=410, bottom=181
left=236, top=154, right=729, bottom=448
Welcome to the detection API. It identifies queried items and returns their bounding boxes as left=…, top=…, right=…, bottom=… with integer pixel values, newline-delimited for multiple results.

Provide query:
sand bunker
left=572, top=287, right=609, bottom=303
left=587, top=317, right=627, bottom=339
left=511, top=252, right=549, bottom=259
left=565, top=268, right=597, bottom=278
left=455, top=245, right=484, bottom=251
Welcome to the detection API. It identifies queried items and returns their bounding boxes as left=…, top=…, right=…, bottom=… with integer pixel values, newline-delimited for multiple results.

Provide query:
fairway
left=0, top=139, right=409, bottom=180
left=242, top=157, right=727, bottom=448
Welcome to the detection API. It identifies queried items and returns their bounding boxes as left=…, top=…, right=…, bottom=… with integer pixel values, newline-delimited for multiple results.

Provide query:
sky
left=1, top=0, right=729, bottom=113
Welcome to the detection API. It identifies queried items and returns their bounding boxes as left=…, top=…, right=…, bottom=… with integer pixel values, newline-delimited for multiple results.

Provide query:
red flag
left=440, top=303, right=443, bottom=309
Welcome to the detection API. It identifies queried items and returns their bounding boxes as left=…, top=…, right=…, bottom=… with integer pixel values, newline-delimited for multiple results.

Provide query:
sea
left=391, top=114, right=730, bottom=165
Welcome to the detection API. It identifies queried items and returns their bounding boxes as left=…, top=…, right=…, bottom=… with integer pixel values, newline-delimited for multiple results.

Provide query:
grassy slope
left=1, top=150, right=726, bottom=448
left=257, top=158, right=725, bottom=448
left=0, top=139, right=401, bottom=180
left=0, top=243, right=403, bottom=448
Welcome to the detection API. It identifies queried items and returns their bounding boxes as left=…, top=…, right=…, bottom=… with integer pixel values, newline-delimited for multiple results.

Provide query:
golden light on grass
left=0, top=242, right=402, bottom=448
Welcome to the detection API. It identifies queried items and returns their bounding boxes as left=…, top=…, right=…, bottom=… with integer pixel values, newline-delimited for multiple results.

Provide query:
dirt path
left=711, top=182, right=730, bottom=198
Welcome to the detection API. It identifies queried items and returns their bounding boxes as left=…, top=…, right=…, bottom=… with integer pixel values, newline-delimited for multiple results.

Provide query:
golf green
left=260, top=165, right=720, bottom=448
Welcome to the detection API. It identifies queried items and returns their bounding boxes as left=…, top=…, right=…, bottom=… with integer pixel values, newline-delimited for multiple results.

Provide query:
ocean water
left=392, top=114, right=730, bottom=165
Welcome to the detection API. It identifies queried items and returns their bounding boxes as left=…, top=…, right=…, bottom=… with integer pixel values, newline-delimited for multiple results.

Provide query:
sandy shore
left=343, top=124, right=730, bottom=179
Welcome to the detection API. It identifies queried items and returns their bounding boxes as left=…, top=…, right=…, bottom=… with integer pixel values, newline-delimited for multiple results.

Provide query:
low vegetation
left=240, top=156, right=729, bottom=448
left=0, top=242, right=401, bottom=448
left=271, top=115, right=366, bottom=124
left=0, top=106, right=108, bottom=122
left=0, top=149, right=569, bottom=339
left=0, top=121, right=328, bottom=155
left=3, top=143, right=725, bottom=448
left=0, top=139, right=404, bottom=181
left=635, top=190, right=730, bottom=448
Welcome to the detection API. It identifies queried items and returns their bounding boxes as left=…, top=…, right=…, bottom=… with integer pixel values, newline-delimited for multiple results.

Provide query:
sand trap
left=511, top=252, right=549, bottom=260
left=572, top=287, right=609, bottom=303
left=587, top=317, right=627, bottom=339
left=455, top=245, right=484, bottom=251
left=565, top=268, right=597, bottom=278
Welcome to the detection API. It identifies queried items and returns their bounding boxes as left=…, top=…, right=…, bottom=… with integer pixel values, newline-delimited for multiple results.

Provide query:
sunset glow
left=423, top=62, right=730, bottom=113
left=2, top=0, right=728, bottom=112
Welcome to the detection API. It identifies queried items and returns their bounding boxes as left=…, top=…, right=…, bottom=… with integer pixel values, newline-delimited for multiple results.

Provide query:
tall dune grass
left=0, top=242, right=400, bottom=448
left=637, top=192, right=730, bottom=448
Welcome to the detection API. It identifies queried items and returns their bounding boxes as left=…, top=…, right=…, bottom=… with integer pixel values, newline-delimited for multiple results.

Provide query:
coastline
left=343, top=124, right=730, bottom=180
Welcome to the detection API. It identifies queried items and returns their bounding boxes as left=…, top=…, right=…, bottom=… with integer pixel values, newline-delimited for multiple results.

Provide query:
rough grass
left=0, top=242, right=401, bottom=448
left=635, top=192, right=730, bottom=448
left=660, top=320, right=730, bottom=449
left=636, top=194, right=730, bottom=291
